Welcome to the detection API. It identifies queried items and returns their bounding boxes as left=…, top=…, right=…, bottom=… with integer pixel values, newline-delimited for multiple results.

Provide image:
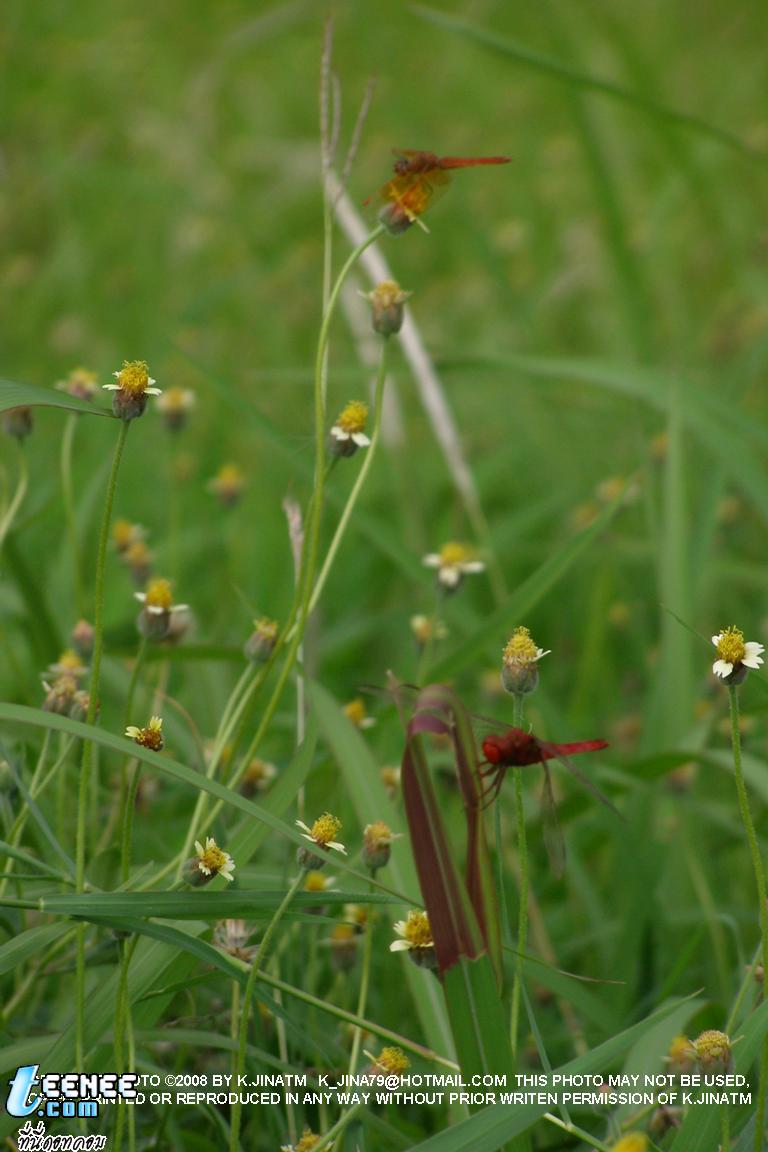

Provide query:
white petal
left=330, top=426, right=350, bottom=440
left=147, top=377, right=156, bottom=387
left=125, top=726, right=141, bottom=739
left=198, top=862, right=212, bottom=875
left=147, top=605, right=166, bottom=615
left=713, top=660, right=733, bottom=678
left=422, top=554, right=441, bottom=568
left=102, top=384, right=121, bottom=391
left=170, top=603, right=190, bottom=613
left=439, top=568, right=461, bottom=588
left=328, top=841, right=347, bottom=854
left=742, top=653, right=764, bottom=669
left=194, top=841, right=203, bottom=855
left=352, top=432, right=371, bottom=447
left=536, top=648, right=552, bottom=660
left=711, top=634, right=722, bottom=647
left=389, top=939, right=412, bottom=952
left=392, top=920, right=406, bottom=936
left=295, top=819, right=312, bottom=836
left=744, top=642, right=765, bottom=658
left=134, top=593, right=147, bottom=603
left=146, top=387, right=162, bottom=396
left=460, top=560, right=485, bottom=574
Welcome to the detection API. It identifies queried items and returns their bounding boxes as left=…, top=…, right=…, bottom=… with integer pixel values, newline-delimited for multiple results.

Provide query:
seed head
left=2, top=407, right=33, bottom=441
left=125, top=715, right=164, bottom=752
left=103, top=360, right=161, bottom=420
left=184, top=836, right=236, bottom=886
left=692, top=1029, right=732, bottom=1073
left=501, top=626, right=550, bottom=696
left=366, top=280, right=412, bottom=336
left=329, top=401, right=371, bottom=458
left=244, top=617, right=279, bottom=664
left=362, top=821, right=402, bottom=874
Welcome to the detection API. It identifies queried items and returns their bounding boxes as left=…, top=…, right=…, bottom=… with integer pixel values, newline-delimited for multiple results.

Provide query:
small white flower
left=194, top=837, right=235, bottom=882
left=711, top=628, right=764, bottom=679
left=423, top=541, right=485, bottom=589
left=296, top=815, right=347, bottom=855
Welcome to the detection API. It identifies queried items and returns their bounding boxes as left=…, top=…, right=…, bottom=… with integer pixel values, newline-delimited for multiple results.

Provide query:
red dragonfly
left=369, top=149, right=511, bottom=231
left=478, top=727, right=615, bottom=875
left=364, top=681, right=615, bottom=875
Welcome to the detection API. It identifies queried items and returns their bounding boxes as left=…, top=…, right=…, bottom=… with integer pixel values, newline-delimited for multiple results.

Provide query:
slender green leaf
left=407, top=997, right=699, bottom=1152
left=413, top=6, right=763, bottom=158
left=0, top=379, right=111, bottom=418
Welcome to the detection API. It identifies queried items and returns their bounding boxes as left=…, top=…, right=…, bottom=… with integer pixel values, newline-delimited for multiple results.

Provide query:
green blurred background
left=3, top=3, right=768, bottom=1142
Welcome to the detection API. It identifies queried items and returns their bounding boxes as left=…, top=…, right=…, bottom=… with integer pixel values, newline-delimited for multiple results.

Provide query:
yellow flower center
left=336, top=401, right=368, bottom=435
left=144, top=578, right=174, bottom=610
left=310, top=812, right=342, bottom=846
left=56, top=649, right=84, bottom=671
left=403, top=910, right=433, bottom=949
left=667, top=1034, right=692, bottom=1063
left=199, top=842, right=228, bottom=873
left=254, top=617, right=278, bottom=641
left=375, top=1046, right=410, bottom=1075
left=214, top=464, right=245, bottom=489
left=113, top=519, right=138, bottom=549
left=364, top=821, right=393, bottom=849
left=693, top=1029, right=730, bottom=1065
left=294, top=1129, right=319, bottom=1152
left=610, top=1135, right=648, bottom=1152
left=160, top=387, right=190, bottom=411
left=331, top=923, right=357, bottom=944
left=343, top=698, right=368, bottom=726
left=371, top=280, right=407, bottom=308
left=503, top=626, right=539, bottom=666
left=439, top=541, right=471, bottom=566
left=304, top=870, right=329, bottom=893
left=244, top=758, right=272, bottom=783
left=116, top=360, right=152, bottom=397
left=715, top=627, right=746, bottom=665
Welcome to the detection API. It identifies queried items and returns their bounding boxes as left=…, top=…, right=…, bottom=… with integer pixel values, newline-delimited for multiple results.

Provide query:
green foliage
left=3, top=2, right=768, bottom=1149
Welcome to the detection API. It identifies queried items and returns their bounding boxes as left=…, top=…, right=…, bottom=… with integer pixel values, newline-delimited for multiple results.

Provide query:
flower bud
left=2, top=407, right=33, bottom=441
left=244, top=618, right=279, bottom=664
left=366, top=280, right=411, bottom=336
left=71, top=619, right=95, bottom=658
left=692, top=1029, right=732, bottom=1074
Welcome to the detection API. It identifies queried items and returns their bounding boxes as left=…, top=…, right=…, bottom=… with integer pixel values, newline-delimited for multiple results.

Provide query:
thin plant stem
left=75, top=418, right=130, bottom=1072
left=348, top=886, right=375, bottom=1075
left=509, top=691, right=529, bottom=1063
left=0, top=441, right=28, bottom=551
left=60, top=413, right=84, bottom=614
left=229, top=870, right=306, bottom=1152
left=307, top=336, right=389, bottom=616
left=728, top=685, right=768, bottom=1152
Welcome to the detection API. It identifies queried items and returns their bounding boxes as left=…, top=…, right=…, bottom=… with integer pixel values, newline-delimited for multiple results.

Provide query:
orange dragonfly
left=369, top=149, right=511, bottom=232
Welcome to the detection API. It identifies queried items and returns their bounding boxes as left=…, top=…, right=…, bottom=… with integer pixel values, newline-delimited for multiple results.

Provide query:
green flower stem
left=229, top=869, right=306, bottom=1152
left=0, top=440, right=28, bottom=551
left=296, top=224, right=385, bottom=632
left=307, top=336, right=389, bottom=617
left=416, top=585, right=446, bottom=684
left=0, top=731, right=51, bottom=897
left=509, top=692, right=529, bottom=1064
left=348, top=887, right=375, bottom=1076
left=178, top=229, right=386, bottom=877
left=311, top=1100, right=365, bottom=1152
left=75, top=417, right=130, bottom=1073
left=60, top=413, right=84, bottom=615
left=728, top=685, right=768, bottom=1152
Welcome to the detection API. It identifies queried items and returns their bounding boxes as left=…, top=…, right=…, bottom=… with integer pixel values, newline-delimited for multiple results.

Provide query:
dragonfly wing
left=540, top=763, right=566, bottom=879
left=539, top=740, right=621, bottom=818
